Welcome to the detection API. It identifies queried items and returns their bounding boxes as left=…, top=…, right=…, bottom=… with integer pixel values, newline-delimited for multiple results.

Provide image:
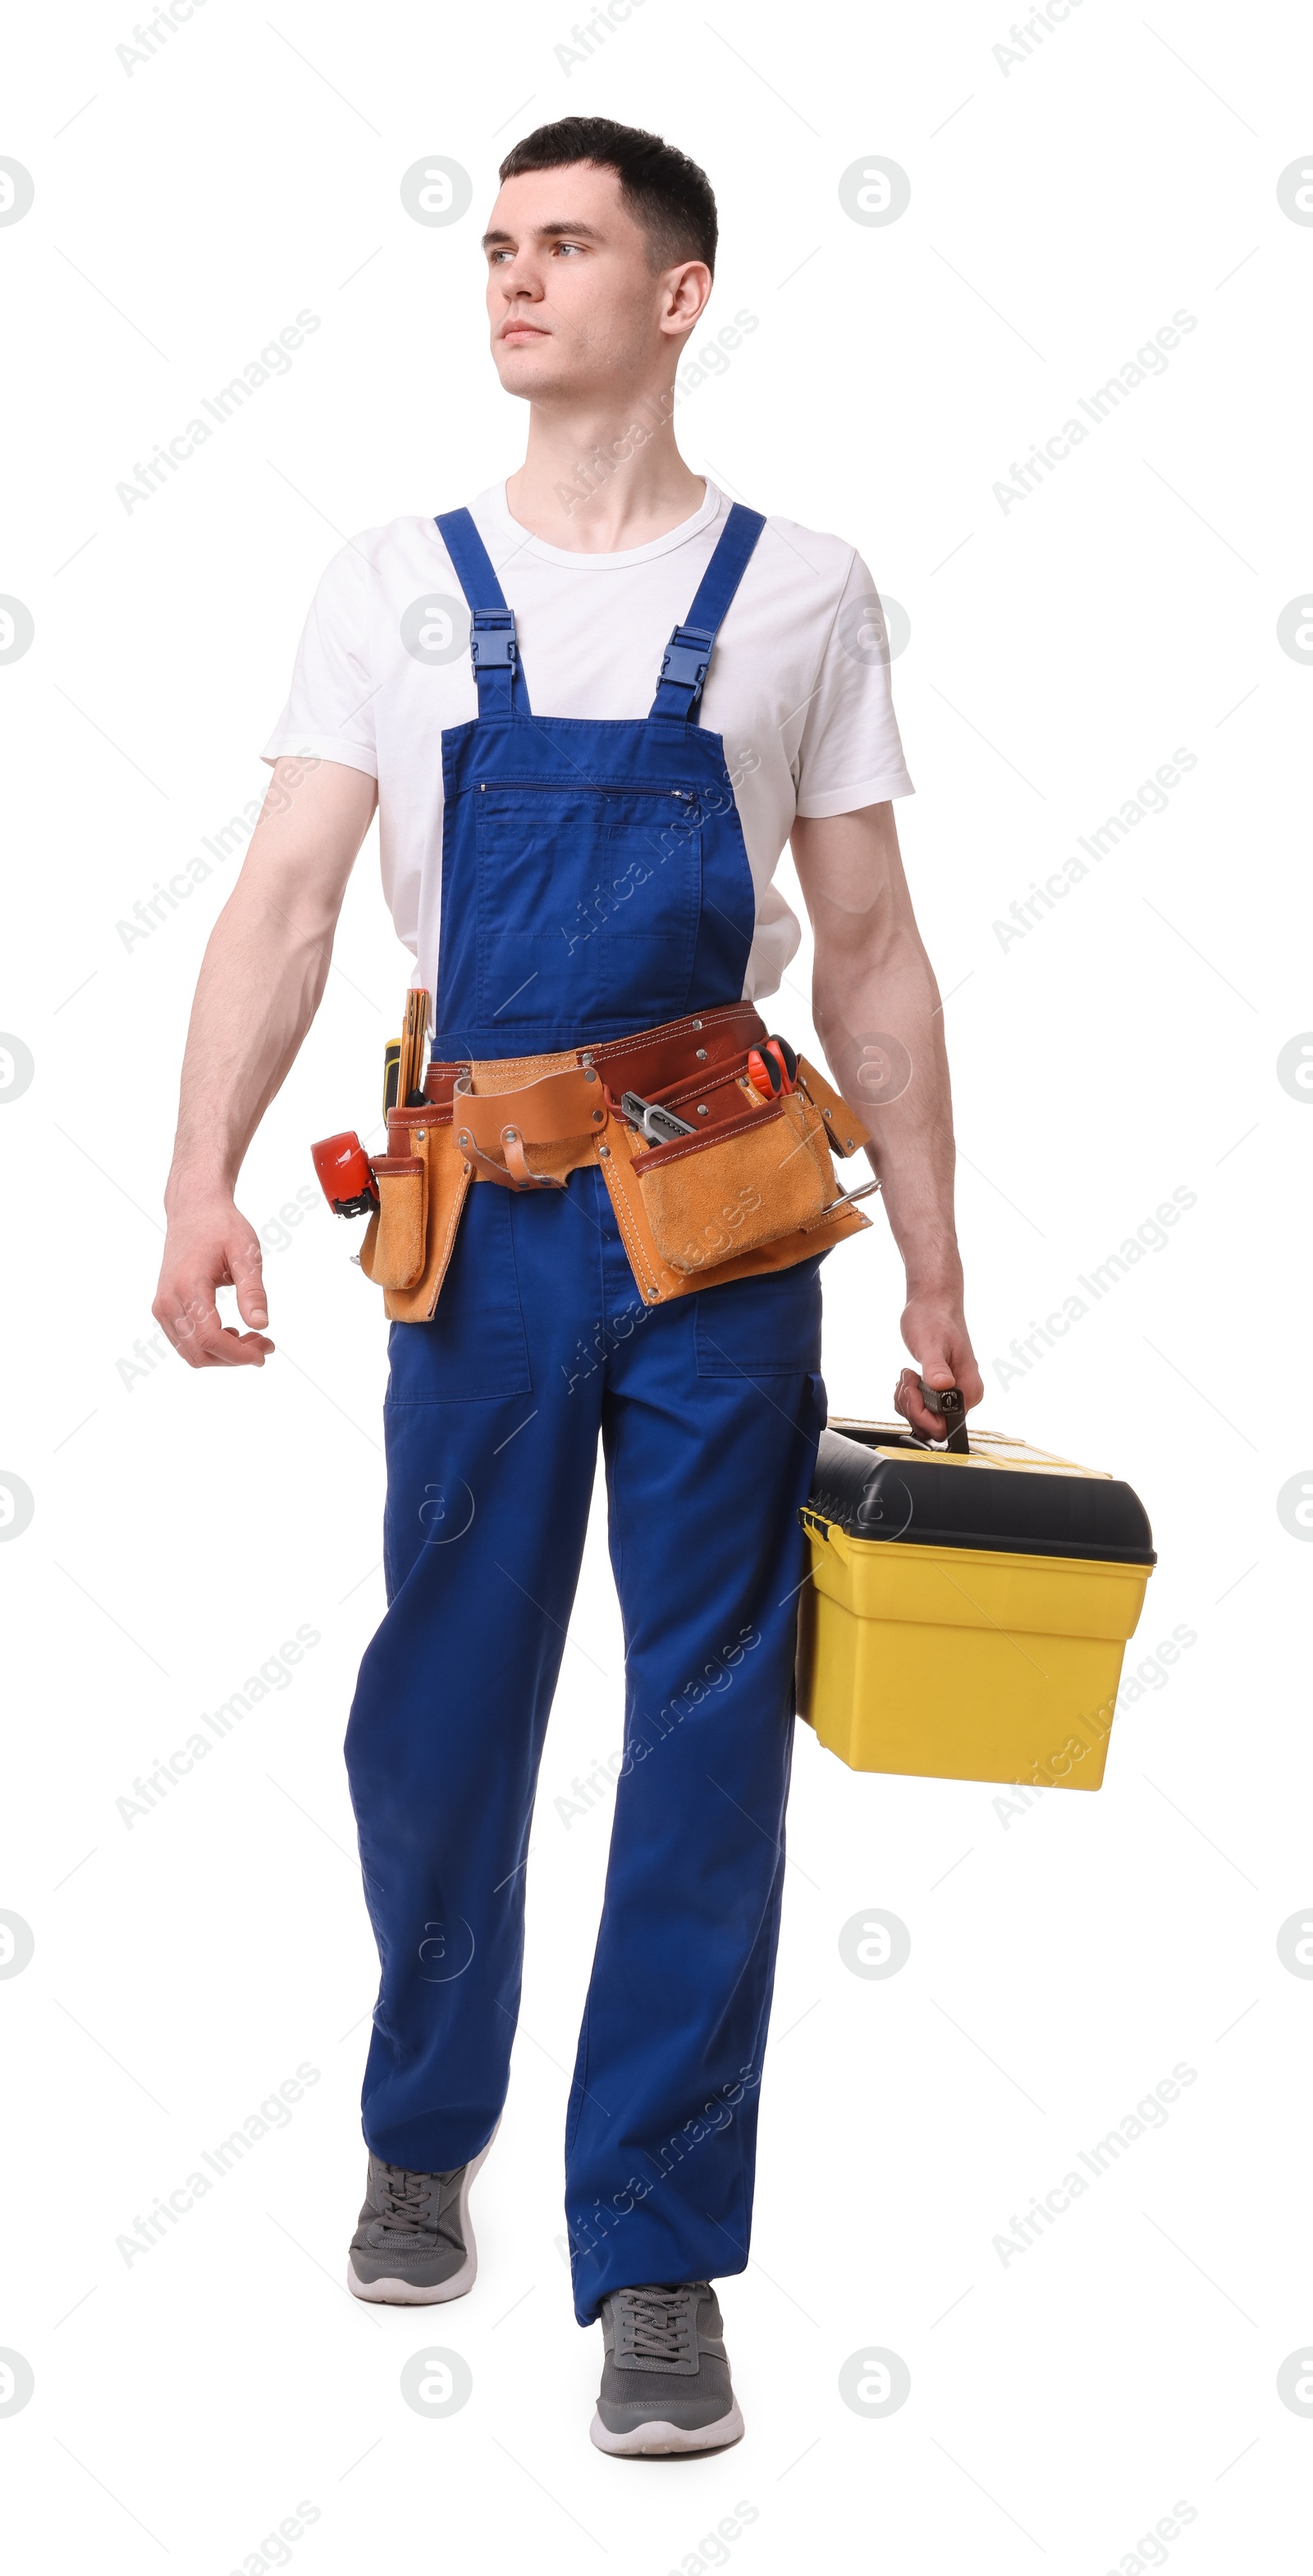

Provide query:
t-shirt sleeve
left=792, top=548, right=914, bottom=817
left=261, top=541, right=378, bottom=777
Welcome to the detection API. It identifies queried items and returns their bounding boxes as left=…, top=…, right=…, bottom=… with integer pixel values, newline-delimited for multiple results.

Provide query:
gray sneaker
left=591, top=2282, right=745, bottom=2456
left=346, top=2130, right=496, bottom=2305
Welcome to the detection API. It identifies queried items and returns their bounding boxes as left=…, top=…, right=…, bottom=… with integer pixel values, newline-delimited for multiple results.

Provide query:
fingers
left=152, top=1206, right=275, bottom=1370
left=152, top=1277, right=213, bottom=1368
left=231, top=1232, right=269, bottom=1332
left=180, top=1300, right=274, bottom=1367
left=954, top=1355, right=986, bottom=1409
left=930, top=1336, right=984, bottom=1411
left=153, top=1274, right=274, bottom=1368
left=911, top=1333, right=968, bottom=1396
left=894, top=1305, right=986, bottom=1437
left=918, top=1349, right=985, bottom=1413
left=894, top=1366, right=951, bottom=1440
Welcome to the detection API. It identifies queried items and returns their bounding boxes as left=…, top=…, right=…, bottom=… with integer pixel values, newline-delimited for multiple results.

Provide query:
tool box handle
left=917, top=1377, right=969, bottom=1455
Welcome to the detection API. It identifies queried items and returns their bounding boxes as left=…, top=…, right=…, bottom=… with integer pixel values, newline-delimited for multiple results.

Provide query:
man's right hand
left=153, top=1194, right=275, bottom=1370
left=149, top=752, right=373, bottom=1370
left=148, top=759, right=377, bottom=1372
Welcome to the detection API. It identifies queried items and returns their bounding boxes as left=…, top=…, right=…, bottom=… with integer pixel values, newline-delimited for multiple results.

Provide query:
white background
left=2, top=1, right=1311, bottom=2569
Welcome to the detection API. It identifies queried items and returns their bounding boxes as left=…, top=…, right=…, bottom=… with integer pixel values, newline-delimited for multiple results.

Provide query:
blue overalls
left=344, top=503, right=828, bottom=2323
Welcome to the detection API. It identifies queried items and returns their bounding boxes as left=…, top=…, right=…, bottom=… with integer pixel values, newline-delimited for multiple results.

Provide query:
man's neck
left=504, top=389, right=706, bottom=553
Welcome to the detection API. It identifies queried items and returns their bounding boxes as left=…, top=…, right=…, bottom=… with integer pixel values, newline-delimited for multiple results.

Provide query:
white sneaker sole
left=346, top=2128, right=496, bottom=2306
left=589, top=2399, right=745, bottom=2457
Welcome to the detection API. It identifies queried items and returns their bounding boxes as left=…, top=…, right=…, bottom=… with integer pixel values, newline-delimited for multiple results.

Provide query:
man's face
left=483, top=162, right=707, bottom=402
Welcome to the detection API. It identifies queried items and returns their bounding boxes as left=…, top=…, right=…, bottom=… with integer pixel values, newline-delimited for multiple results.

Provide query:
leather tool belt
left=357, top=1001, right=876, bottom=1322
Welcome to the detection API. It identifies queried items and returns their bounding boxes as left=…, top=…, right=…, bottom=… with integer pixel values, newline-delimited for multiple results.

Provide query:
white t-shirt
left=262, top=478, right=913, bottom=1009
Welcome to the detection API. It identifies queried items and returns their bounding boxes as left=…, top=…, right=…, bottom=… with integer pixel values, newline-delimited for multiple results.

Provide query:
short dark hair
left=498, top=117, right=717, bottom=272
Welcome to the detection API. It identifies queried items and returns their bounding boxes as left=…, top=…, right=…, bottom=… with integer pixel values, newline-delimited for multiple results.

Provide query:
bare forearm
left=164, top=758, right=376, bottom=1209
left=154, top=759, right=376, bottom=1369
left=794, top=803, right=962, bottom=1288
left=812, top=925, right=961, bottom=1295
left=792, top=800, right=982, bottom=1425
left=167, top=883, right=335, bottom=1206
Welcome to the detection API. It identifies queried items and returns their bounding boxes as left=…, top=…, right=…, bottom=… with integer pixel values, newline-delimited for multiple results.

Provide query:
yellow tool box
left=796, top=1415, right=1155, bottom=1790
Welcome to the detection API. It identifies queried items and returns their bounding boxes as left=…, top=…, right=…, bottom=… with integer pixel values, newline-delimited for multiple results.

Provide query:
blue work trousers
left=344, top=1167, right=825, bottom=2322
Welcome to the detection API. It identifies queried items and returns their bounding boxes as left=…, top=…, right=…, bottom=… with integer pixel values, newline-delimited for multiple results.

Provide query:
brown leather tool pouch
left=634, top=1087, right=837, bottom=1275
left=451, top=1061, right=606, bottom=1187
left=359, top=1096, right=473, bottom=1317
left=793, top=1055, right=872, bottom=1161
left=365, top=1154, right=428, bottom=1291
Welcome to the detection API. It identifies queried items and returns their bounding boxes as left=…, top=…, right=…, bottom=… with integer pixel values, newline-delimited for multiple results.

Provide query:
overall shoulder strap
left=648, top=501, right=767, bottom=722
left=434, top=507, right=532, bottom=718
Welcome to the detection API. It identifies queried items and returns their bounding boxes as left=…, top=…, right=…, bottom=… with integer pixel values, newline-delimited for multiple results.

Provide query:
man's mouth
left=501, top=323, right=548, bottom=342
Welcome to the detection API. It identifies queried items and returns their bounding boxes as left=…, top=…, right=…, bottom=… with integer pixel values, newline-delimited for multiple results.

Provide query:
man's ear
left=661, top=260, right=714, bottom=334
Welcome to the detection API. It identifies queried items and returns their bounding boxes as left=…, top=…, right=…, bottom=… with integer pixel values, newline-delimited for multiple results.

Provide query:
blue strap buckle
left=657, top=622, right=716, bottom=698
left=470, top=611, right=518, bottom=670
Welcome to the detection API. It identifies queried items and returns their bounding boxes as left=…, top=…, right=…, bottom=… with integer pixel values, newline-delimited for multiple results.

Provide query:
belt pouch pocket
left=370, top=1155, right=428, bottom=1290
left=634, top=1092, right=835, bottom=1275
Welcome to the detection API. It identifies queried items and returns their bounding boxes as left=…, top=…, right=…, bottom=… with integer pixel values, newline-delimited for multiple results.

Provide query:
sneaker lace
left=619, top=2285, right=698, bottom=2362
left=375, top=2166, right=433, bottom=2235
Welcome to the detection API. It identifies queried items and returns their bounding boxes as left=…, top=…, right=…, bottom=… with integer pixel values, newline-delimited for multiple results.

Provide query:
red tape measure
left=311, top=1131, right=378, bottom=1218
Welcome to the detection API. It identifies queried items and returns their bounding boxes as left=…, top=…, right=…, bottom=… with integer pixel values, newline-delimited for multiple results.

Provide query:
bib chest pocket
left=476, top=780, right=702, bottom=1033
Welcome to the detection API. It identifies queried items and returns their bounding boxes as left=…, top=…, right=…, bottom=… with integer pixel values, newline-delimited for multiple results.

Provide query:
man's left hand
left=894, top=1298, right=984, bottom=1439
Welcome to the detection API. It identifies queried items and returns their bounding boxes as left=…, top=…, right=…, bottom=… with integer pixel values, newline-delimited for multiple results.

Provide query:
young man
left=153, top=117, right=982, bottom=2455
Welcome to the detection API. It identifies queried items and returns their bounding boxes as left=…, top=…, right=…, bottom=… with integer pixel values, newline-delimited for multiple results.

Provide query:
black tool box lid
left=810, top=1421, right=1156, bottom=1566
